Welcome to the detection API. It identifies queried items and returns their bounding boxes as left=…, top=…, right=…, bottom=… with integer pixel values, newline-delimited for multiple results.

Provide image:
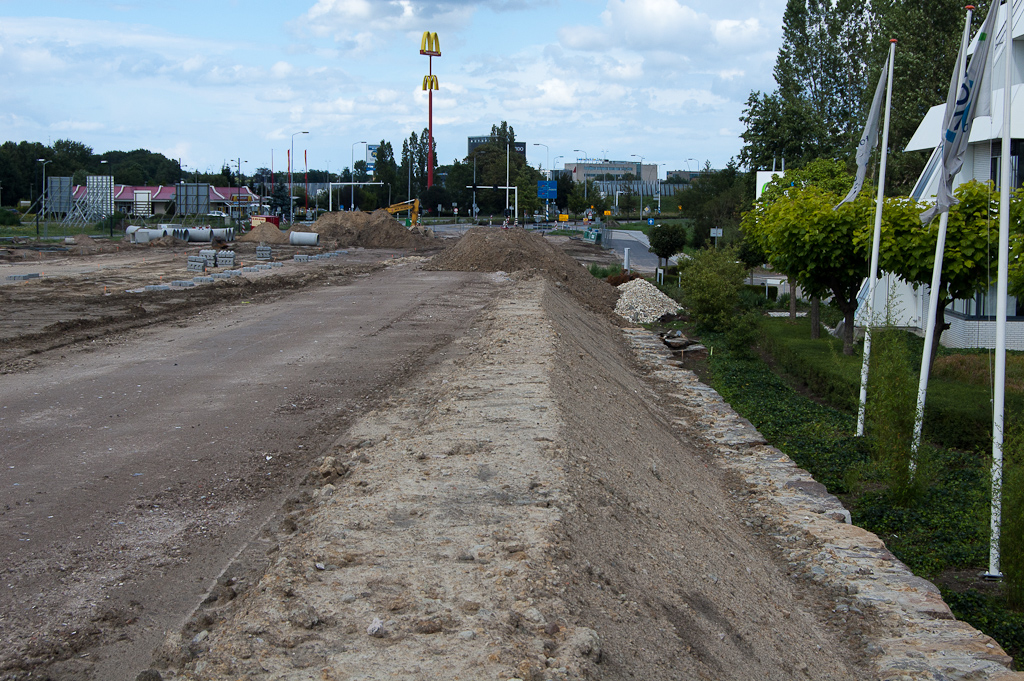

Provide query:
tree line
left=740, top=0, right=993, bottom=194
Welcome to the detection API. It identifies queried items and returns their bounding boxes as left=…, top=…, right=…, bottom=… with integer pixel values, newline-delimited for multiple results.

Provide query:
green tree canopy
left=648, top=223, right=689, bottom=265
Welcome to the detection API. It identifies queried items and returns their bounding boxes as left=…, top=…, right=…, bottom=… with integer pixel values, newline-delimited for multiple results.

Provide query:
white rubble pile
left=614, top=278, right=680, bottom=324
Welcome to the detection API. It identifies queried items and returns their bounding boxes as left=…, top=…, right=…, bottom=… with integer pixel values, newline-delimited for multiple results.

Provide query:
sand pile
left=70, top=234, right=119, bottom=255
left=237, top=222, right=290, bottom=244
left=426, top=227, right=619, bottom=314
left=146, top=235, right=185, bottom=247
left=306, top=209, right=436, bottom=249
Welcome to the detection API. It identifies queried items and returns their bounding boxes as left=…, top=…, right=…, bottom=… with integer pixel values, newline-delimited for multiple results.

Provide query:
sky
left=1, top=0, right=788, bottom=180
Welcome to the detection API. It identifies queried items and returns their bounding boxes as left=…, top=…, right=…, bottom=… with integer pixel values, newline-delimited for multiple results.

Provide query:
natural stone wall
left=622, top=328, right=1024, bottom=681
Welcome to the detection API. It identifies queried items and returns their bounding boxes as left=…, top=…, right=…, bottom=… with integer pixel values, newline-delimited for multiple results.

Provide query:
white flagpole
left=988, top=0, right=1013, bottom=580
left=913, top=7, right=975, bottom=456
left=857, top=39, right=898, bottom=437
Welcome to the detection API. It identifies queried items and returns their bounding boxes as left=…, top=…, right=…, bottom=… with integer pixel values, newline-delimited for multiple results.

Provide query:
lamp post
left=573, top=149, right=587, bottom=200
left=352, top=140, right=366, bottom=211
left=291, top=131, right=308, bottom=225
left=236, top=158, right=247, bottom=223
left=631, top=154, right=645, bottom=218
left=532, top=143, right=548, bottom=172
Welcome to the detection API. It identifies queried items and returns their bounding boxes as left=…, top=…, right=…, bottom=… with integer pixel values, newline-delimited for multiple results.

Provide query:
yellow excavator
left=382, top=199, right=420, bottom=227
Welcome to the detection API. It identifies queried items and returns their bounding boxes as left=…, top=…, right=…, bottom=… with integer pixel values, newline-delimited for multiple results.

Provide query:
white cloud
left=49, top=120, right=105, bottom=132
left=648, top=88, right=729, bottom=114
left=712, top=18, right=766, bottom=46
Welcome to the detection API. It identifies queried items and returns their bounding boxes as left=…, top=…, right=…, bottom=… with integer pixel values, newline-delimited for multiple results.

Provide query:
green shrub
left=865, top=328, right=921, bottom=502
left=678, top=246, right=746, bottom=332
left=738, top=288, right=768, bottom=311
left=1003, top=421, right=1024, bottom=608
left=0, top=209, right=21, bottom=226
left=588, top=263, right=623, bottom=279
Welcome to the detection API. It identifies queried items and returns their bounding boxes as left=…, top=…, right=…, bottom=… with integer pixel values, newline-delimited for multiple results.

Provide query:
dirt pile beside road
left=426, top=227, right=619, bottom=314
left=306, top=209, right=437, bottom=249
left=237, top=222, right=290, bottom=244
left=70, top=234, right=119, bottom=255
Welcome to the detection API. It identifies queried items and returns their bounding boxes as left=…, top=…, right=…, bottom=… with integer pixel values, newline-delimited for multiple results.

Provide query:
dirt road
left=1, top=230, right=1019, bottom=681
left=0, top=257, right=502, bottom=680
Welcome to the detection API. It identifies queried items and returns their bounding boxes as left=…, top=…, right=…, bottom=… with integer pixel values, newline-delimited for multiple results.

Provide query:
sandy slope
left=157, top=276, right=872, bottom=680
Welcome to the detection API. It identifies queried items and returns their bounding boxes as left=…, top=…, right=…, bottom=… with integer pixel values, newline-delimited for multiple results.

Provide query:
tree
left=679, top=246, right=747, bottom=331
left=740, top=0, right=869, bottom=170
left=863, top=181, right=999, bottom=370
left=744, top=183, right=872, bottom=354
left=648, top=224, right=689, bottom=266
left=373, top=141, right=398, bottom=207
left=676, top=161, right=751, bottom=246
left=269, top=182, right=289, bottom=215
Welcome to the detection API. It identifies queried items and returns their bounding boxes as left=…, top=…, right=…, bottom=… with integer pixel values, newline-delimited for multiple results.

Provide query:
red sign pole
left=420, top=32, right=441, bottom=189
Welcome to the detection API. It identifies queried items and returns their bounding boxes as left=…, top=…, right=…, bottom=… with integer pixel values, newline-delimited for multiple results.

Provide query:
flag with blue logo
left=921, top=5, right=998, bottom=224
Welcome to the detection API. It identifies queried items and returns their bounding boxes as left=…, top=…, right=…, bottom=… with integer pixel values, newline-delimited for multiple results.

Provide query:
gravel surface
left=613, top=278, right=680, bottom=324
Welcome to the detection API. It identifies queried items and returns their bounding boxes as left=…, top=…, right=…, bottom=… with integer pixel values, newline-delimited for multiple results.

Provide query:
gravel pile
left=614, top=278, right=680, bottom=324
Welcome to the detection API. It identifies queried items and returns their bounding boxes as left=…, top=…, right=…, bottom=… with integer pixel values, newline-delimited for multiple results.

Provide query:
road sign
left=537, top=181, right=557, bottom=199
left=710, top=227, right=723, bottom=238
left=647, top=218, right=654, bottom=225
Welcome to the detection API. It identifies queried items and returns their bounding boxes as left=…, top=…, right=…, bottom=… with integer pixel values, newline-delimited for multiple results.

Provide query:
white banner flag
left=836, top=55, right=890, bottom=208
left=921, top=5, right=998, bottom=224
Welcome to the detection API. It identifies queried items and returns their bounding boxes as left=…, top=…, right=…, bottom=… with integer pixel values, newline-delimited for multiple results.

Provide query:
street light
left=37, top=158, right=51, bottom=236
left=573, top=149, right=587, bottom=200
left=533, top=143, right=549, bottom=173
left=632, top=154, right=645, bottom=218
left=236, top=158, right=247, bottom=223
left=351, top=140, right=366, bottom=211
left=291, top=131, right=308, bottom=225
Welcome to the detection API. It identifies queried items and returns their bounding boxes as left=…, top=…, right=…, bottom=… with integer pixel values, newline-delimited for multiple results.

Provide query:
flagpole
left=857, top=39, right=897, bottom=437
left=913, top=5, right=976, bottom=456
left=988, top=0, right=1013, bottom=580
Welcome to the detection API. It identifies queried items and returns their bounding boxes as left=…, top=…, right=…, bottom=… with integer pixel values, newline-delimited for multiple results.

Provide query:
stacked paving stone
left=614, top=278, right=681, bottom=324
left=622, top=328, right=1024, bottom=681
left=255, top=245, right=272, bottom=261
left=186, top=256, right=207, bottom=273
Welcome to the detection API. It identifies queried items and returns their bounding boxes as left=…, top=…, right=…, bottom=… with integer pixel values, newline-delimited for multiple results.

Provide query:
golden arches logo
left=422, top=75, right=439, bottom=91
left=420, top=31, right=441, bottom=56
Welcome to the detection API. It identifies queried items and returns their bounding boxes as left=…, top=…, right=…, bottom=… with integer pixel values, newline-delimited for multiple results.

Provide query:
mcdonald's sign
left=420, top=31, right=441, bottom=56
left=422, top=74, right=439, bottom=91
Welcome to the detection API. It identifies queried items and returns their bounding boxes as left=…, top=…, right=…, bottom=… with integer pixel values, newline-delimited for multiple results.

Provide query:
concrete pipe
left=188, top=229, right=212, bottom=242
left=289, top=231, right=319, bottom=246
left=125, top=225, right=143, bottom=238
left=211, top=228, right=233, bottom=242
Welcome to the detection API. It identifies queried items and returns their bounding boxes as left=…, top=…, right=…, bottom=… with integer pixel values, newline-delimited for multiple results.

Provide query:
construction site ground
left=0, top=227, right=1019, bottom=681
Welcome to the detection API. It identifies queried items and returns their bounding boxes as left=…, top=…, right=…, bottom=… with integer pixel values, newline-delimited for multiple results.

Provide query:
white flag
left=836, top=56, right=889, bottom=208
left=921, top=5, right=999, bottom=224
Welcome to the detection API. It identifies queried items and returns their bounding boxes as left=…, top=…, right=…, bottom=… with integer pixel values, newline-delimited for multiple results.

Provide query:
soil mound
left=237, top=222, right=290, bottom=244
left=146, top=235, right=185, bottom=247
left=307, top=210, right=436, bottom=249
left=70, top=234, right=118, bottom=255
left=425, top=227, right=619, bottom=314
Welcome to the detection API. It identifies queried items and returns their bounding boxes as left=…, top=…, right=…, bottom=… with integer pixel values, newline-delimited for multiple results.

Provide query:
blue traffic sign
left=647, top=218, right=654, bottom=225
left=537, top=181, right=557, bottom=200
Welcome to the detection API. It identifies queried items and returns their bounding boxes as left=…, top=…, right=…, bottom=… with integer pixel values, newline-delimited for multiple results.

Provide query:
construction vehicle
left=382, top=199, right=420, bottom=227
